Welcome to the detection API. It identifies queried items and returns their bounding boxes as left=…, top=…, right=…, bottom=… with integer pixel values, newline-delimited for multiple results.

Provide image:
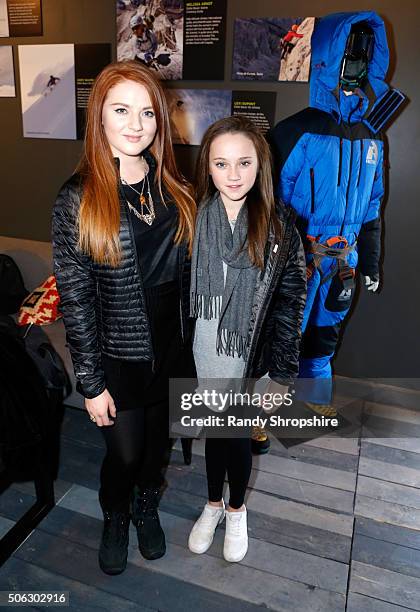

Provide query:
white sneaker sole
left=223, top=541, right=248, bottom=563
left=188, top=535, right=215, bottom=555
left=188, top=513, right=225, bottom=554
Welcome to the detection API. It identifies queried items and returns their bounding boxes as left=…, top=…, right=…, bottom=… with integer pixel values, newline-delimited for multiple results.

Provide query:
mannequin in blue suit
left=269, top=12, right=405, bottom=415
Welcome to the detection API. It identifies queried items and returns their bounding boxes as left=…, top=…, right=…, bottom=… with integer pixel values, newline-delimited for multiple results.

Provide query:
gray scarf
left=190, top=192, right=259, bottom=359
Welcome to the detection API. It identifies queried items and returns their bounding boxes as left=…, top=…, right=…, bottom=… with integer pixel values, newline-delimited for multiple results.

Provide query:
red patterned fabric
left=18, top=275, right=62, bottom=326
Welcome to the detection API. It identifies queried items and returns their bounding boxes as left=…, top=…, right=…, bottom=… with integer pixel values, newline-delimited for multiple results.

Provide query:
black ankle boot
left=131, top=486, right=166, bottom=560
left=98, top=509, right=130, bottom=575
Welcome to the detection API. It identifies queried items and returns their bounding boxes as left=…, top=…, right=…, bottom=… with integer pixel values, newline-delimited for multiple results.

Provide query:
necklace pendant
left=123, top=171, right=155, bottom=226
left=143, top=213, right=154, bottom=226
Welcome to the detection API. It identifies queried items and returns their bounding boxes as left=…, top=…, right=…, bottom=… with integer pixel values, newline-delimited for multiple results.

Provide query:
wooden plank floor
left=1, top=397, right=420, bottom=611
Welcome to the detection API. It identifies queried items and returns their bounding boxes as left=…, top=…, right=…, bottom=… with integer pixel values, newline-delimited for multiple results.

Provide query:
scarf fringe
left=216, top=328, right=247, bottom=359
left=190, top=293, right=222, bottom=320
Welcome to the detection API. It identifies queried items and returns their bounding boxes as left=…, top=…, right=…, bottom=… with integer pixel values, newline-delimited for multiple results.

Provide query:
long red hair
left=76, top=60, right=196, bottom=266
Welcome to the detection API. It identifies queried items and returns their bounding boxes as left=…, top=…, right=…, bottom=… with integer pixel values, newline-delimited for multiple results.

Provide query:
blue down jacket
left=269, top=11, right=398, bottom=328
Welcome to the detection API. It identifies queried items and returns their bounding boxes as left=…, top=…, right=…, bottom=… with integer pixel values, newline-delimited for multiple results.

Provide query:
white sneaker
left=223, top=507, right=248, bottom=562
left=188, top=500, right=225, bottom=554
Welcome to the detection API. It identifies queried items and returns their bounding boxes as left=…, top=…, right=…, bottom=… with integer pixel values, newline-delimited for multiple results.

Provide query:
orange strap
left=325, top=236, right=348, bottom=248
left=307, top=235, right=349, bottom=248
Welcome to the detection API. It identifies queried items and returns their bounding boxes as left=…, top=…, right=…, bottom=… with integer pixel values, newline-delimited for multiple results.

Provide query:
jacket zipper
left=122, top=187, right=155, bottom=371
left=337, top=138, right=343, bottom=186
left=356, top=140, right=364, bottom=187
left=96, top=279, right=103, bottom=349
left=310, top=168, right=315, bottom=214
left=241, top=212, right=296, bottom=390
left=178, top=244, right=185, bottom=343
left=340, top=140, right=353, bottom=236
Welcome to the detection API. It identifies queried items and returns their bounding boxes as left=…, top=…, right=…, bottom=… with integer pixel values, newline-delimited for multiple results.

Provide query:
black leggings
left=205, top=437, right=252, bottom=509
left=99, top=399, right=168, bottom=512
left=98, top=282, right=184, bottom=512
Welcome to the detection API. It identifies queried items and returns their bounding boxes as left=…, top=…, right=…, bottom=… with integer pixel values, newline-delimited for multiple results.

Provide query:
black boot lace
left=103, top=511, right=130, bottom=547
left=133, top=488, right=160, bottom=525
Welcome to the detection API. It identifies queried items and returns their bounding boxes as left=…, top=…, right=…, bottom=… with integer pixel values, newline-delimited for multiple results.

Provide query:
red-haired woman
left=52, top=60, right=196, bottom=575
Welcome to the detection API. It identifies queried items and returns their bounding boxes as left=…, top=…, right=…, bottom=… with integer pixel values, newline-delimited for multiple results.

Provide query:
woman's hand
left=85, top=389, right=116, bottom=426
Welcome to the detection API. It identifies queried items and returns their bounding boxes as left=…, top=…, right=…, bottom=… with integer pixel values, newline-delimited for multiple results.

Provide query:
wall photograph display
left=18, top=43, right=111, bottom=140
left=233, top=17, right=316, bottom=82
left=117, top=0, right=227, bottom=80
left=0, top=45, right=15, bottom=96
left=0, top=0, right=8, bottom=36
left=165, top=89, right=276, bottom=146
left=0, top=0, right=43, bottom=37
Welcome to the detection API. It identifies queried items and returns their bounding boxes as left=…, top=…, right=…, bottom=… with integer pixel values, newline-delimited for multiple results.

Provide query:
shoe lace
left=227, top=512, right=243, bottom=536
left=103, top=511, right=129, bottom=546
left=133, top=488, right=160, bottom=522
left=199, top=506, right=222, bottom=528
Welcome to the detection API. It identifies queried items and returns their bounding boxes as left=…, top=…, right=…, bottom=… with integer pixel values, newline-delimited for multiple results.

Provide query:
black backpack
left=0, top=316, right=49, bottom=476
left=25, top=324, right=71, bottom=396
left=0, top=254, right=29, bottom=315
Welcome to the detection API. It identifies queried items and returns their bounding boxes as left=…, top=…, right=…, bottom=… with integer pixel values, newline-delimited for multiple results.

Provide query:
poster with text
left=165, top=89, right=276, bottom=145
left=1, top=0, right=42, bottom=37
left=18, top=43, right=111, bottom=140
left=117, top=0, right=226, bottom=80
left=74, top=44, right=112, bottom=138
left=0, top=0, right=9, bottom=36
left=0, top=45, right=15, bottom=96
left=231, top=91, right=276, bottom=135
left=232, top=17, right=316, bottom=82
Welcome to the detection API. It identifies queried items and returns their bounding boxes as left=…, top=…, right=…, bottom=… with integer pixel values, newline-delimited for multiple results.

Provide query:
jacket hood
left=309, top=12, right=390, bottom=121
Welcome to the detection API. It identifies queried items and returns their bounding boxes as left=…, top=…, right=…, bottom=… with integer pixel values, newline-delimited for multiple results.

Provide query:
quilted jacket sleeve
left=269, top=226, right=307, bottom=381
left=267, top=111, right=310, bottom=204
left=51, top=181, right=106, bottom=399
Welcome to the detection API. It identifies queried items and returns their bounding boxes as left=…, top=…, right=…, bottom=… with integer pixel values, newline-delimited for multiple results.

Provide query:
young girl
left=188, top=116, right=306, bottom=562
left=52, top=61, right=195, bottom=575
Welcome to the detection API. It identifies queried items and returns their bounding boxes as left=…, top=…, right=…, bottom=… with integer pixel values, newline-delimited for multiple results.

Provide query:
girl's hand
left=85, top=389, right=116, bottom=426
left=261, top=379, right=289, bottom=415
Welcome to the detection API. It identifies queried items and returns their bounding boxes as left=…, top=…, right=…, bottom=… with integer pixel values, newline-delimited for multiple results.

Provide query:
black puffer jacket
left=51, top=154, right=192, bottom=399
left=243, top=204, right=307, bottom=387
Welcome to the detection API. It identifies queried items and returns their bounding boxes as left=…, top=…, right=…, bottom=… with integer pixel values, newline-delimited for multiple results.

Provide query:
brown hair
left=76, top=60, right=196, bottom=266
left=195, top=115, right=282, bottom=269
